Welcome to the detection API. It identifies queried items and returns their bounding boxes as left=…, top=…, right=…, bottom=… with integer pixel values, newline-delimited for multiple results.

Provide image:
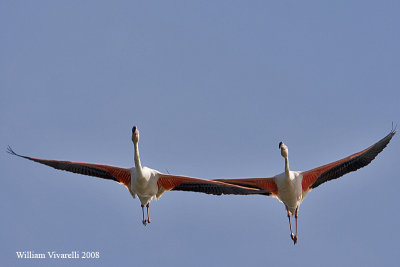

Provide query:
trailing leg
left=286, top=206, right=295, bottom=242
left=141, top=204, right=147, bottom=226
left=293, top=206, right=299, bottom=244
left=146, top=203, right=151, bottom=224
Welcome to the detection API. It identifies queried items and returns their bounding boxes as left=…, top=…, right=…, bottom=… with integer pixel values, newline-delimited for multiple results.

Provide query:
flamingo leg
left=146, top=203, right=151, bottom=224
left=141, top=204, right=147, bottom=226
left=286, top=206, right=295, bottom=242
left=293, top=206, right=299, bottom=244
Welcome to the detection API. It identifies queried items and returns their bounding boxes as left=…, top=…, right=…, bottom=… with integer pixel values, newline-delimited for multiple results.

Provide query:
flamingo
left=7, top=126, right=266, bottom=225
left=215, top=129, right=396, bottom=244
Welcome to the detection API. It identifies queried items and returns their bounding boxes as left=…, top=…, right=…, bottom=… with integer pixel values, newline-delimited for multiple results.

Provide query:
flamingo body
left=274, top=171, right=304, bottom=214
left=130, top=166, right=160, bottom=205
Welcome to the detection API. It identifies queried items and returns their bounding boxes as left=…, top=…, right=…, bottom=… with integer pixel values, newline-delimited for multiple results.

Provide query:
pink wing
left=213, top=177, right=278, bottom=196
left=301, top=129, right=396, bottom=192
left=157, top=174, right=270, bottom=196
left=7, top=147, right=131, bottom=187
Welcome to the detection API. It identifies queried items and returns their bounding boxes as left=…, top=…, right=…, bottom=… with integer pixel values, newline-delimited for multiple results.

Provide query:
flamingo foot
left=142, top=220, right=147, bottom=226
left=292, top=235, right=298, bottom=245
left=147, top=218, right=151, bottom=224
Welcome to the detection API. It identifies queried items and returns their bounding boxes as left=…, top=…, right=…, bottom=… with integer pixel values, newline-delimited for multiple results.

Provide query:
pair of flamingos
left=8, top=126, right=396, bottom=244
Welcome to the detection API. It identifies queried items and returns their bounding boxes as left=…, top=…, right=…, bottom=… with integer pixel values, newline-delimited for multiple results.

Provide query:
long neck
left=134, top=142, right=143, bottom=177
left=284, top=156, right=290, bottom=177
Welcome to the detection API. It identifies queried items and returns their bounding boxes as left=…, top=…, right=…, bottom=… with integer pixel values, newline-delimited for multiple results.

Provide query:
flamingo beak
left=279, top=142, right=283, bottom=149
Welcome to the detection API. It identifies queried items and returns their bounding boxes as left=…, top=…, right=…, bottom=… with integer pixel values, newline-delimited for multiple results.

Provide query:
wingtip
left=391, top=122, right=397, bottom=135
left=6, top=146, right=25, bottom=159
left=6, top=145, right=17, bottom=156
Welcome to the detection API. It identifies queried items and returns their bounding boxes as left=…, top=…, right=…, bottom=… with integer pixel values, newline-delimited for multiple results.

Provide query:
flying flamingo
left=215, top=129, right=396, bottom=244
left=7, top=126, right=266, bottom=225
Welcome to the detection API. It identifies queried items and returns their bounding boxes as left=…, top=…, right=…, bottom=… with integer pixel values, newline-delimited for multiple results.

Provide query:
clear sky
left=1, top=1, right=399, bottom=266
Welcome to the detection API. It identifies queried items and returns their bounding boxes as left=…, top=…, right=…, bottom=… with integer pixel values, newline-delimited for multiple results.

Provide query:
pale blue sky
left=1, top=1, right=399, bottom=266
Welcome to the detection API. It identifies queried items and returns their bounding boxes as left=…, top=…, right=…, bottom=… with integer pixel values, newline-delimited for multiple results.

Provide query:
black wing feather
left=310, top=129, right=396, bottom=189
left=172, top=182, right=269, bottom=196
left=7, top=146, right=119, bottom=182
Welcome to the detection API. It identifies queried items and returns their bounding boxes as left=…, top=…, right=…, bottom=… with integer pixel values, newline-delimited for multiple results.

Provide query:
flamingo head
left=132, top=126, right=140, bottom=144
left=279, top=141, right=288, bottom=158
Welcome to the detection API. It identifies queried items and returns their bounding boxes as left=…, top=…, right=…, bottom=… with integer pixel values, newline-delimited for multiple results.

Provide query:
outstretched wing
left=213, top=178, right=278, bottom=196
left=7, top=146, right=131, bottom=187
left=157, top=174, right=270, bottom=196
left=301, top=129, right=396, bottom=192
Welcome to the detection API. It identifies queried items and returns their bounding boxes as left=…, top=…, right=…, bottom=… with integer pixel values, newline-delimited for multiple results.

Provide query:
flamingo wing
left=213, top=178, right=278, bottom=196
left=7, top=146, right=131, bottom=187
left=157, top=174, right=270, bottom=196
left=301, top=129, right=396, bottom=192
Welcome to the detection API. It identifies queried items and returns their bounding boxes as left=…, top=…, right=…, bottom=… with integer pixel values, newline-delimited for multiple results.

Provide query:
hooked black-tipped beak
left=132, top=126, right=137, bottom=134
left=279, top=141, right=283, bottom=149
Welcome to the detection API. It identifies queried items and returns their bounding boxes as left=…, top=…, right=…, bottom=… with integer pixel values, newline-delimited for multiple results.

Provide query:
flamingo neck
left=134, top=142, right=143, bottom=177
left=284, top=156, right=290, bottom=177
